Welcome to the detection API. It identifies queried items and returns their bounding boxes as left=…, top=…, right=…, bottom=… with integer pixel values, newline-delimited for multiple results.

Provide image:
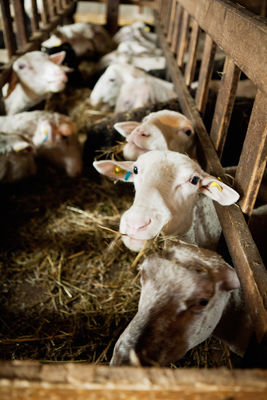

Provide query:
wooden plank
left=106, top=0, right=119, bottom=35
left=195, top=33, right=216, bottom=114
left=0, top=0, right=17, bottom=58
left=30, top=0, right=40, bottom=33
left=210, top=56, right=241, bottom=158
left=0, top=361, right=267, bottom=400
left=12, top=0, right=29, bottom=49
left=167, top=0, right=177, bottom=43
left=155, top=13, right=267, bottom=341
left=235, top=90, right=267, bottom=216
left=177, top=8, right=189, bottom=67
left=170, top=3, right=182, bottom=54
left=164, top=0, right=173, bottom=35
left=184, top=19, right=200, bottom=86
left=47, top=0, right=56, bottom=20
left=41, top=0, right=50, bottom=25
left=177, top=0, right=267, bottom=95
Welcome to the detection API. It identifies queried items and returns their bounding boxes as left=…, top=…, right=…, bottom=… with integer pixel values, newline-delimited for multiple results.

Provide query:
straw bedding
left=0, top=158, right=235, bottom=368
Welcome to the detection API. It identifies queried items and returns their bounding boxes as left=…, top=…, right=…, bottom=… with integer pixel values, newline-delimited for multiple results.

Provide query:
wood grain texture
left=235, top=90, right=267, bottom=215
left=0, top=0, right=16, bottom=58
left=184, top=18, right=200, bottom=86
left=155, top=13, right=267, bottom=341
left=210, top=56, right=241, bottom=158
left=195, top=34, right=216, bottom=114
left=176, top=0, right=267, bottom=94
left=0, top=361, right=267, bottom=400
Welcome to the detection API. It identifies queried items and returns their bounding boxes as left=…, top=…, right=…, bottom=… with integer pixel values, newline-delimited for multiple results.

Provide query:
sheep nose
left=125, top=216, right=151, bottom=235
left=137, top=130, right=150, bottom=137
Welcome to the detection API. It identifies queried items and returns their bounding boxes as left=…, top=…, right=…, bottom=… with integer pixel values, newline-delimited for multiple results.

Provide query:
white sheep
left=114, top=109, right=196, bottom=160
left=0, top=132, right=36, bottom=182
left=3, top=51, right=68, bottom=115
left=0, top=111, right=82, bottom=177
left=110, top=242, right=250, bottom=366
left=93, top=150, right=239, bottom=251
left=90, top=63, right=177, bottom=113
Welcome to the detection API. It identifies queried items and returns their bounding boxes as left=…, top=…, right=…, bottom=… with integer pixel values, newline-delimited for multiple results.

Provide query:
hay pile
left=0, top=162, right=235, bottom=368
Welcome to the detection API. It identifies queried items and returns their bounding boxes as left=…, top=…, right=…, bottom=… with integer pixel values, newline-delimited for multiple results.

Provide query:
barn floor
left=0, top=160, right=240, bottom=368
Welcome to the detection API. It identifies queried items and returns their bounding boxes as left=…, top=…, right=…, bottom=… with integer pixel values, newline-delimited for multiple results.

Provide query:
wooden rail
left=0, top=361, right=267, bottom=399
left=155, top=0, right=267, bottom=344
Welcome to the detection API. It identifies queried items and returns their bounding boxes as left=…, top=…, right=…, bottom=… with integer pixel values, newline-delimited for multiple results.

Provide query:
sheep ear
left=5, top=71, right=19, bottom=97
left=199, top=174, right=239, bottom=206
left=219, top=262, right=240, bottom=291
left=33, top=121, right=53, bottom=146
left=49, top=51, right=66, bottom=65
left=114, top=121, right=140, bottom=138
left=93, top=160, right=134, bottom=182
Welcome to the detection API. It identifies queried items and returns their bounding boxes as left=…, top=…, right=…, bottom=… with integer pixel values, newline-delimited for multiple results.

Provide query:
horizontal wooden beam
left=0, top=361, right=266, bottom=399
left=155, top=13, right=267, bottom=341
left=176, top=0, right=267, bottom=94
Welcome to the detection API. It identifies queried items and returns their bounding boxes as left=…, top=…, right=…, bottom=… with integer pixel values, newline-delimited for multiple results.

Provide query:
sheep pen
left=0, top=154, right=240, bottom=368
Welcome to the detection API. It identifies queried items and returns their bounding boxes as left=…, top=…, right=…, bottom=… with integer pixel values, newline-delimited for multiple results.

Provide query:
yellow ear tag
left=144, top=26, right=150, bottom=32
left=210, top=181, right=223, bottom=192
left=114, top=166, right=126, bottom=175
left=217, top=176, right=222, bottom=182
left=13, top=143, right=28, bottom=152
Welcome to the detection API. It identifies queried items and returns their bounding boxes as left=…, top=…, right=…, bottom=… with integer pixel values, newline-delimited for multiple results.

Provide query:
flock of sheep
left=0, top=17, right=256, bottom=366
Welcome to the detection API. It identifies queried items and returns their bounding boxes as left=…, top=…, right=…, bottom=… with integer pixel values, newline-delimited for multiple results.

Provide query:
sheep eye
left=133, top=166, right=138, bottom=174
left=199, top=298, right=209, bottom=307
left=191, top=176, right=200, bottom=185
left=185, top=129, right=192, bottom=136
left=109, top=78, right=115, bottom=82
left=18, top=63, right=26, bottom=70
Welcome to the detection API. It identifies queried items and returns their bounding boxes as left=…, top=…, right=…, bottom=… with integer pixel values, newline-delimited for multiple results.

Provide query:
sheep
left=114, top=109, right=196, bottom=160
left=90, top=63, right=177, bottom=113
left=0, top=111, right=82, bottom=177
left=3, top=51, right=68, bottom=115
left=93, top=150, right=239, bottom=252
left=110, top=242, right=251, bottom=366
left=0, top=132, right=36, bottom=183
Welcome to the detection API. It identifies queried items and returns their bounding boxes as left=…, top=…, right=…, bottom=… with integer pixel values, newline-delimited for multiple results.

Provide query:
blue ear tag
left=124, top=171, right=132, bottom=181
left=42, top=133, right=48, bottom=143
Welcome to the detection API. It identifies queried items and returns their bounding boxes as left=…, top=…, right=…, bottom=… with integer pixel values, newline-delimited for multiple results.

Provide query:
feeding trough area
left=0, top=0, right=266, bottom=399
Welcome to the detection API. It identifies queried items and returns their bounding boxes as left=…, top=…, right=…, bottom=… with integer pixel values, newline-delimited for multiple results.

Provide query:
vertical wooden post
left=0, top=0, right=17, bottom=58
left=184, top=19, right=200, bottom=86
left=209, top=57, right=241, bottom=158
left=176, top=9, right=189, bottom=67
left=12, top=0, right=29, bottom=50
left=170, top=3, right=182, bottom=54
left=30, top=0, right=40, bottom=33
left=235, top=90, right=267, bottom=216
left=106, top=0, right=119, bottom=35
left=195, top=34, right=216, bottom=114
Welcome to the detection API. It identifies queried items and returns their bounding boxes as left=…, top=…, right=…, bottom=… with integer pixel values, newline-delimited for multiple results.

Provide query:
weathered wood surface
left=155, top=13, right=267, bottom=342
left=209, top=56, right=241, bottom=158
left=0, top=0, right=17, bottom=58
left=235, top=90, right=267, bottom=216
left=13, top=0, right=29, bottom=49
left=176, top=0, right=267, bottom=94
left=184, top=19, right=200, bottom=86
left=106, top=0, right=119, bottom=35
left=195, top=34, right=216, bottom=114
left=0, top=361, right=267, bottom=400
